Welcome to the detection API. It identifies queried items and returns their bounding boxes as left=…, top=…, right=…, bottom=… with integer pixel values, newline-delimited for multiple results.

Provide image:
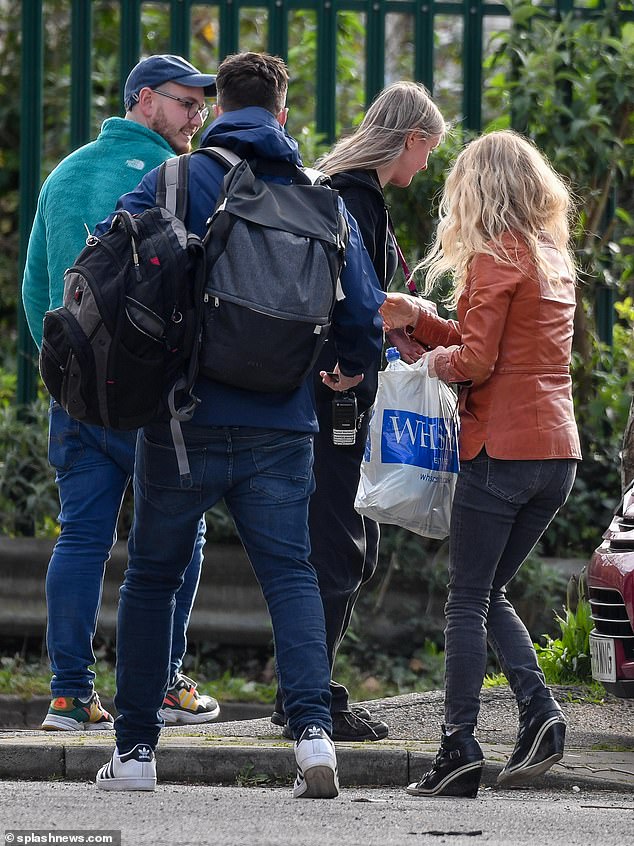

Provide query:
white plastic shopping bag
left=354, top=355, right=460, bottom=539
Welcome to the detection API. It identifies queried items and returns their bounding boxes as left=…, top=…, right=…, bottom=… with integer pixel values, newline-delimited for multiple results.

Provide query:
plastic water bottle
left=385, top=346, right=408, bottom=371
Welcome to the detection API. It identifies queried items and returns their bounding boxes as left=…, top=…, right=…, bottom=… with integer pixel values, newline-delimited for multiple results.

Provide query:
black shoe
left=272, top=703, right=373, bottom=727
left=497, top=695, right=566, bottom=787
left=345, top=705, right=372, bottom=721
left=271, top=709, right=286, bottom=728
left=275, top=705, right=385, bottom=741
left=407, top=726, right=484, bottom=798
left=331, top=709, right=388, bottom=741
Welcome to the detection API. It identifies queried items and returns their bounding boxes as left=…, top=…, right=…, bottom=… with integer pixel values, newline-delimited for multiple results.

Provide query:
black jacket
left=314, top=168, right=396, bottom=412
left=332, top=169, right=396, bottom=289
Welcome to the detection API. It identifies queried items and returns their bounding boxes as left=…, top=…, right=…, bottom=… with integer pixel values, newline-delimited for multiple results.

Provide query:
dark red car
left=587, top=480, right=634, bottom=697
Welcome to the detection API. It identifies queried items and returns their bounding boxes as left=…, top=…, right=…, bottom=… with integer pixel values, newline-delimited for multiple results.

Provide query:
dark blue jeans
left=444, top=450, right=577, bottom=731
left=46, top=402, right=205, bottom=698
left=114, top=423, right=332, bottom=752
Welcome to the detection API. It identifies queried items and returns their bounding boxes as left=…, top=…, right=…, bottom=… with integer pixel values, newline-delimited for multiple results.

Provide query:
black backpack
left=192, top=148, right=349, bottom=393
left=39, top=158, right=205, bottom=432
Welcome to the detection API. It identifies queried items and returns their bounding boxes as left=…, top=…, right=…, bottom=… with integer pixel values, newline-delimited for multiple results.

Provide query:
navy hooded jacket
left=99, top=108, right=385, bottom=431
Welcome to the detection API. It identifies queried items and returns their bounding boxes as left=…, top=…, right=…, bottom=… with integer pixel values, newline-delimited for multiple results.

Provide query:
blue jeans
left=46, top=402, right=205, bottom=698
left=444, top=450, right=577, bottom=731
left=114, top=422, right=332, bottom=752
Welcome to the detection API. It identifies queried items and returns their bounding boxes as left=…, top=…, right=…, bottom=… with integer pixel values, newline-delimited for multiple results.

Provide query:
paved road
left=1, top=781, right=633, bottom=846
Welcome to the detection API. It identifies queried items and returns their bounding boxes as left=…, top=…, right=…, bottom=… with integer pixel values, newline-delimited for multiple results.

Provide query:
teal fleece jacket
left=22, top=117, right=175, bottom=348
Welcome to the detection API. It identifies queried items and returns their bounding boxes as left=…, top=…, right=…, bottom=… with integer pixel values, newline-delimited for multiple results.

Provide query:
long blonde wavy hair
left=417, top=130, right=576, bottom=302
left=316, top=81, right=446, bottom=176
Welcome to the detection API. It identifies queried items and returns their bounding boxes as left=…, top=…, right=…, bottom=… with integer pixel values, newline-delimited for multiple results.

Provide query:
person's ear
left=136, top=87, right=155, bottom=117
left=277, top=107, right=289, bottom=127
left=213, top=104, right=223, bottom=118
left=405, top=131, right=416, bottom=151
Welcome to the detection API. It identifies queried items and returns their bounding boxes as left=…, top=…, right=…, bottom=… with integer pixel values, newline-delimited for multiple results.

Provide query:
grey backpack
left=165, top=147, right=350, bottom=393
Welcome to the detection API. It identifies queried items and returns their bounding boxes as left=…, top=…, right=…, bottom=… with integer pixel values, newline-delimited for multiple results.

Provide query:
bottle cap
left=385, top=347, right=400, bottom=362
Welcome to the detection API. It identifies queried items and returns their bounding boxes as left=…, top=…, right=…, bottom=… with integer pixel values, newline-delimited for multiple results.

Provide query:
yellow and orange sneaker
left=41, top=691, right=114, bottom=731
left=159, top=673, right=220, bottom=725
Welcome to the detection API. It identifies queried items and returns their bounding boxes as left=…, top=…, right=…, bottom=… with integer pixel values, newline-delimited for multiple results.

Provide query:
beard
left=149, top=105, right=193, bottom=155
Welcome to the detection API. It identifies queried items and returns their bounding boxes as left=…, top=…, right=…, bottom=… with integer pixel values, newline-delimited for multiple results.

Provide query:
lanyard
left=389, top=221, right=419, bottom=296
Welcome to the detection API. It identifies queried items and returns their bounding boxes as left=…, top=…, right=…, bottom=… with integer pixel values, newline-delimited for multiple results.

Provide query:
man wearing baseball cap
left=124, top=54, right=216, bottom=154
left=22, top=54, right=218, bottom=735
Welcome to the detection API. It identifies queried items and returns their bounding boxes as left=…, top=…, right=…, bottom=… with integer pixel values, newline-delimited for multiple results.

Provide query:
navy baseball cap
left=124, top=54, right=216, bottom=110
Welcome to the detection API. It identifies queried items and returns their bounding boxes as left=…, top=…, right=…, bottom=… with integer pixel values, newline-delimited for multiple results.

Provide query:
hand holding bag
left=354, top=355, right=460, bottom=539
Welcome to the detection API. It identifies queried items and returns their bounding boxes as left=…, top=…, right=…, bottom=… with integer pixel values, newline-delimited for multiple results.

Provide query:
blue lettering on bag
left=363, top=408, right=374, bottom=461
left=380, top=408, right=459, bottom=473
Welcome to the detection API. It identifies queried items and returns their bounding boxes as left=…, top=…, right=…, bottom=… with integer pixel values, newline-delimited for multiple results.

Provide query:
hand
left=320, top=366, right=364, bottom=392
left=380, top=293, right=436, bottom=332
left=379, top=293, right=417, bottom=331
left=386, top=328, right=425, bottom=364
left=425, top=348, right=442, bottom=378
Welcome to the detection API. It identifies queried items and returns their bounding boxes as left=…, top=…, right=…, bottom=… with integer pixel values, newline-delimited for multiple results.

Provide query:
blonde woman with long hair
left=272, top=82, right=446, bottom=742
left=381, top=130, right=581, bottom=797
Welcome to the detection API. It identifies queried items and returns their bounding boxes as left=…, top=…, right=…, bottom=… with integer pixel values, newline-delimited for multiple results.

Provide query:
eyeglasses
left=152, top=89, right=209, bottom=123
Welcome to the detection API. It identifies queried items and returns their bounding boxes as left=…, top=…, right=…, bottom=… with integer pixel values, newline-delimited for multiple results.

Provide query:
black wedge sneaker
left=497, top=694, right=567, bottom=787
left=407, top=726, right=484, bottom=798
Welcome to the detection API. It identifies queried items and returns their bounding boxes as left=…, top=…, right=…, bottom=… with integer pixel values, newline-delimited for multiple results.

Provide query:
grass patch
left=590, top=742, right=634, bottom=752
left=0, top=655, right=280, bottom=703
left=482, top=673, right=509, bottom=688
left=0, top=655, right=114, bottom=697
left=0, top=651, right=445, bottom=705
left=556, top=682, right=607, bottom=705
left=197, top=670, right=277, bottom=704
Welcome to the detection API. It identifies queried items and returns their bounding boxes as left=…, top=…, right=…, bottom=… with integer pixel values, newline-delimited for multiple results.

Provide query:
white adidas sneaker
left=293, top=724, right=339, bottom=799
left=96, top=744, right=157, bottom=791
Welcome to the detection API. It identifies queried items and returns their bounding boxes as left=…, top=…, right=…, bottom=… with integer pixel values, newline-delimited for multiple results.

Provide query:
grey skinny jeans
left=443, top=450, right=577, bottom=731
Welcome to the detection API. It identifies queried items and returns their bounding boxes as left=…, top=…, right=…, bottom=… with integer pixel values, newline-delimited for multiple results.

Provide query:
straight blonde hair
left=317, top=81, right=446, bottom=176
left=417, top=130, right=576, bottom=302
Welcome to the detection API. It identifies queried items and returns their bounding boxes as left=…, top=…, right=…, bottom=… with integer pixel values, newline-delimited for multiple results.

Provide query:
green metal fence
left=17, top=0, right=620, bottom=404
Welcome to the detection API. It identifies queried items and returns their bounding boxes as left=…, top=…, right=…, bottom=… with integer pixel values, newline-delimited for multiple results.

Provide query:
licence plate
left=589, top=633, right=616, bottom=683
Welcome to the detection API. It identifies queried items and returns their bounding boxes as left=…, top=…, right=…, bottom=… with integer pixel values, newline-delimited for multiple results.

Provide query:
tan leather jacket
left=411, top=238, right=582, bottom=462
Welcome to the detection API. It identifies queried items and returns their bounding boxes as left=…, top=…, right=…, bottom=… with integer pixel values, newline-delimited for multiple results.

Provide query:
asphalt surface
left=3, top=783, right=633, bottom=846
left=0, top=685, right=632, bottom=793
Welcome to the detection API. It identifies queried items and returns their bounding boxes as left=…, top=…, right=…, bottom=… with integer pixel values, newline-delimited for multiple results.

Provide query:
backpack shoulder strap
left=193, top=146, right=242, bottom=170
left=197, top=149, right=327, bottom=188
left=301, top=166, right=331, bottom=187
left=155, top=154, right=191, bottom=219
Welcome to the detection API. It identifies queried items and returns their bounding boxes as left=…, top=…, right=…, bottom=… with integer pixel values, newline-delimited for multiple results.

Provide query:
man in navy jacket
left=96, top=52, right=385, bottom=799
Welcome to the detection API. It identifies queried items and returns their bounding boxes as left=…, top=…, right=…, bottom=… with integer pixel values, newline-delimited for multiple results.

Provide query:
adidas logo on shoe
left=135, top=746, right=153, bottom=761
left=96, top=743, right=157, bottom=791
left=293, top=724, right=339, bottom=799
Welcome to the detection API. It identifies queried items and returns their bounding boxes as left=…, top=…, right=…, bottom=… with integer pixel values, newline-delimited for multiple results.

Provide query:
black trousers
left=276, top=399, right=380, bottom=715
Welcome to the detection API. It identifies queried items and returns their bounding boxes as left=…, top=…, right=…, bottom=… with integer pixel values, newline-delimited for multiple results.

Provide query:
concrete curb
left=0, top=733, right=631, bottom=792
